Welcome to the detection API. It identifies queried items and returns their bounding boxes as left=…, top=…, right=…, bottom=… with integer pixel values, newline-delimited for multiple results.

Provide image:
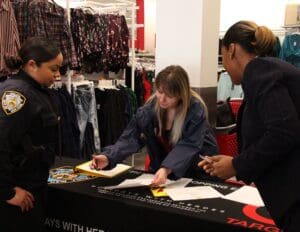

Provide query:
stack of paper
left=104, top=173, right=175, bottom=189
left=75, top=161, right=132, bottom=178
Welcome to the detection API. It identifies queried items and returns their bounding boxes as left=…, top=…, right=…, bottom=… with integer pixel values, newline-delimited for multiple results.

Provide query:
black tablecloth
left=46, top=163, right=279, bottom=232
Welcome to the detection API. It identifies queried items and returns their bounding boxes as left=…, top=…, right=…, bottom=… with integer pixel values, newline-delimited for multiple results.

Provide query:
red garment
left=144, top=131, right=172, bottom=172
left=157, top=134, right=172, bottom=154
left=136, top=0, right=144, bottom=50
left=142, top=69, right=151, bottom=101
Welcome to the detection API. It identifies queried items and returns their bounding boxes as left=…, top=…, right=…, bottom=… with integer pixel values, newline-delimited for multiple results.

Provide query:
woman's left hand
left=151, top=167, right=171, bottom=187
left=198, top=155, right=236, bottom=179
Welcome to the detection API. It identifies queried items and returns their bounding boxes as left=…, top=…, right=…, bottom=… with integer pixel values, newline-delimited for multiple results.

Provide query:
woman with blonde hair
left=199, top=21, right=300, bottom=231
left=91, top=65, right=217, bottom=186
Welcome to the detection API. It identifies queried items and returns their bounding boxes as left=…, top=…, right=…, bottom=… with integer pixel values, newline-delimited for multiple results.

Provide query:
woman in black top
left=199, top=21, right=300, bottom=231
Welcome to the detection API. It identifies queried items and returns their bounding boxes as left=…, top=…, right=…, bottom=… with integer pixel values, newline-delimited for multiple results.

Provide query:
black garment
left=232, top=57, right=300, bottom=228
left=282, top=201, right=300, bottom=232
left=0, top=70, right=59, bottom=231
left=50, top=87, right=80, bottom=158
left=125, top=67, right=145, bottom=107
left=95, top=88, right=128, bottom=147
left=0, top=75, right=7, bottom=82
left=70, top=10, right=129, bottom=73
left=0, top=187, right=47, bottom=232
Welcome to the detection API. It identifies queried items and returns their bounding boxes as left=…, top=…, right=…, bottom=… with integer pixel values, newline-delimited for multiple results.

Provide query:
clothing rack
left=98, top=79, right=125, bottom=89
left=63, top=0, right=142, bottom=166
left=282, top=25, right=300, bottom=35
left=63, top=0, right=141, bottom=98
left=136, top=57, right=155, bottom=70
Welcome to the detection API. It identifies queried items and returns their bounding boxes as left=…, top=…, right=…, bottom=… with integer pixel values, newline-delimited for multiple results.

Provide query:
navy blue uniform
left=102, top=97, right=217, bottom=179
left=0, top=70, right=60, bottom=231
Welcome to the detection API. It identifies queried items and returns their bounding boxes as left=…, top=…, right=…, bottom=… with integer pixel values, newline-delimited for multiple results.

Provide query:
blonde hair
left=148, top=65, right=207, bottom=144
left=222, top=20, right=276, bottom=56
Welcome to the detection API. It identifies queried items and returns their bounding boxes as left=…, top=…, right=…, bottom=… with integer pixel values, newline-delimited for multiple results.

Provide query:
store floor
left=123, top=152, right=147, bottom=171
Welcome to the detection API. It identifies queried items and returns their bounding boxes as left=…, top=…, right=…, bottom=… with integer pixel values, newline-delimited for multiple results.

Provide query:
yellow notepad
left=75, top=161, right=132, bottom=178
left=151, top=187, right=168, bottom=197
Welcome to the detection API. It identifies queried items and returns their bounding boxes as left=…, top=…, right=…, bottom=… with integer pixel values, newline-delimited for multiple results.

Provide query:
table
left=46, top=167, right=279, bottom=232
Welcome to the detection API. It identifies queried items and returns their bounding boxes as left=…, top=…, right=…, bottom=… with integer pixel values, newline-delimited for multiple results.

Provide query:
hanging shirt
left=0, top=0, right=20, bottom=75
left=13, top=0, right=78, bottom=69
left=279, top=34, right=300, bottom=68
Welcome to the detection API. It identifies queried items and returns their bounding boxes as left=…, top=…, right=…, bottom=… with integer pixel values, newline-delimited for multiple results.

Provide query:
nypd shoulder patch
left=1, top=91, right=26, bottom=115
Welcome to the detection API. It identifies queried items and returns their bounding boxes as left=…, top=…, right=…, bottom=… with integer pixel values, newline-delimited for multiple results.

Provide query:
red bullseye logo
left=243, top=205, right=275, bottom=225
left=227, top=205, right=279, bottom=231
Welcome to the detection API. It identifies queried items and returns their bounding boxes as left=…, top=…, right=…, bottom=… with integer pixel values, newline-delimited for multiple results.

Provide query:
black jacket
left=0, top=70, right=60, bottom=201
left=102, top=97, right=217, bottom=179
left=232, top=57, right=300, bottom=227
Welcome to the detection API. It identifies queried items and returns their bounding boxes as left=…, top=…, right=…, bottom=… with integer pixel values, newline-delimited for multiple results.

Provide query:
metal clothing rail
left=65, top=0, right=139, bottom=93
left=64, top=0, right=141, bottom=166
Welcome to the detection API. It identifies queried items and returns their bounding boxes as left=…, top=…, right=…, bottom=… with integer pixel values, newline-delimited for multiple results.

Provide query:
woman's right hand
left=6, top=186, right=34, bottom=212
left=90, top=154, right=109, bottom=170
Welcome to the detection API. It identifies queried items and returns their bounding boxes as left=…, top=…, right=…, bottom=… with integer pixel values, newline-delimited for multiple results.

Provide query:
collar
left=16, top=69, right=46, bottom=91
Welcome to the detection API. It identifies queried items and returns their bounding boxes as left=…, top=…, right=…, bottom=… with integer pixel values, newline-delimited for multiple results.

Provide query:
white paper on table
left=103, top=173, right=175, bottom=190
left=164, top=178, right=192, bottom=190
left=222, top=185, right=265, bottom=207
left=165, top=186, right=224, bottom=201
left=135, top=173, right=156, bottom=185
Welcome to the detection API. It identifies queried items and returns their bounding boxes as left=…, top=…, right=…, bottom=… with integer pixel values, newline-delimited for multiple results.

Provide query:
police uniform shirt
left=0, top=70, right=59, bottom=201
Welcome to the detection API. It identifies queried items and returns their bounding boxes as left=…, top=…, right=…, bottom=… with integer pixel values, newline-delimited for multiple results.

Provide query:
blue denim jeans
left=73, top=84, right=100, bottom=157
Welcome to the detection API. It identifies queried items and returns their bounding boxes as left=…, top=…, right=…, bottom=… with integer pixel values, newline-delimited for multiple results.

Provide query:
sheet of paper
left=134, top=173, right=156, bottom=185
left=103, top=174, right=182, bottom=190
left=222, top=185, right=265, bottom=207
left=164, top=178, right=192, bottom=190
left=150, top=178, right=192, bottom=197
left=165, top=186, right=224, bottom=201
left=104, top=179, right=148, bottom=190
left=104, top=174, right=159, bottom=190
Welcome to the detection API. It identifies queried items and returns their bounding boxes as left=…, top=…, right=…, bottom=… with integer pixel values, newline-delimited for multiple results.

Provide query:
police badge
left=1, top=91, right=26, bottom=115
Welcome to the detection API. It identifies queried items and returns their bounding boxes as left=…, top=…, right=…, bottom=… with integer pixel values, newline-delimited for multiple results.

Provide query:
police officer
left=0, top=37, right=63, bottom=232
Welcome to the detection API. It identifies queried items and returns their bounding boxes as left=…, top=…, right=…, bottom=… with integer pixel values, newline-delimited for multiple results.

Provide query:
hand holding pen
left=89, top=154, right=109, bottom=170
left=198, top=155, right=214, bottom=175
left=199, top=155, right=213, bottom=164
left=198, top=155, right=236, bottom=179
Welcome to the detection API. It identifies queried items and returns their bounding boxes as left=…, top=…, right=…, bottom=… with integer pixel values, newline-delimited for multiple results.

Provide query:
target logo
left=242, top=205, right=275, bottom=225
left=226, top=205, right=279, bottom=231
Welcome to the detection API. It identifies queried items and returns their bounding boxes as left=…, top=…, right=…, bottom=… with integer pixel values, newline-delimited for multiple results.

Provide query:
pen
left=199, top=155, right=213, bottom=164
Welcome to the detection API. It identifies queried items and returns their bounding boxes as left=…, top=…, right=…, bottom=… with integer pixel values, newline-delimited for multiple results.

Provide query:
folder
left=75, top=161, right=132, bottom=178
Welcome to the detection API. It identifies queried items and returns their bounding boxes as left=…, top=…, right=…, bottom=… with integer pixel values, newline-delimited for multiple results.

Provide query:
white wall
left=144, top=0, right=156, bottom=53
left=200, top=0, right=221, bottom=87
left=220, top=0, right=288, bottom=33
left=155, top=0, right=220, bottom=88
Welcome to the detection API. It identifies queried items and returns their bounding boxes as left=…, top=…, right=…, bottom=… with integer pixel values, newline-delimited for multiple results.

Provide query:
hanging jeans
left=73, top=84, right=100, bottom=159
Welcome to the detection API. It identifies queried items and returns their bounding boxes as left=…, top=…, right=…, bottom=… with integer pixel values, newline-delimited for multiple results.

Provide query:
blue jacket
left=233, top=57, right=300, bottom=227
left=102, top=97, right=217, bottom=178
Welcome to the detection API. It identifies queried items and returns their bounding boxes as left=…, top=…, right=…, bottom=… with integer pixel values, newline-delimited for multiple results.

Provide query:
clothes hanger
left=28, top=0, right=56, bottom=6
